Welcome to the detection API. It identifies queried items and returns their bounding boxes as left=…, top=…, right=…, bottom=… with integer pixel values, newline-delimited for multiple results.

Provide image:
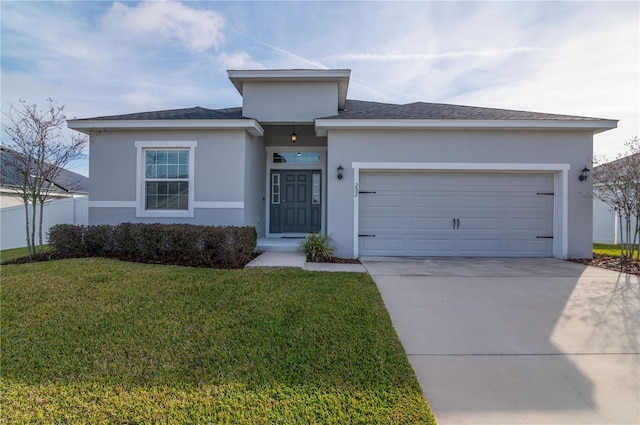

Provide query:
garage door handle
left=453, top=218, right=460, bottom=229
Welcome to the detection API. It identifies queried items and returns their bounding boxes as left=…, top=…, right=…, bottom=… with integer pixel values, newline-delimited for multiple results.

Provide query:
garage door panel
left=459, top=238, right=502, bottom=254
left=508, top=239, right=553, bottom=253
left=359, top=171, right=554, bottom=257
left=412, top=217, right=456, bottom=230
left=411, top=173, right=455, bottom=188
left=360, top=194, right=405, bottom=207
left=459, top=218, right=503, bottom=230
left=507, top=218, right=553, bottom=232
left=458, top=194, right=503, bottom=209
left=410, top=239, right=455, bottom=255
left=411, top=195, right=454, bottom=207
left=360, top=216, right=405, bottom=230
left=360, top=237, right=406, bottom=255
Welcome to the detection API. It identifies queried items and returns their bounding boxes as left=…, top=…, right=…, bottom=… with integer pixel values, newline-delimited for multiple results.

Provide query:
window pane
left=145, top=151, right=157, bottom=178
left=157, top=151, right=168, bottom=165
left=272, top=152, right=321, bottom=164
left=312, top=173, right=320, bottom=204
left=144, top=149, right=190, bottom=211
left=145, top=181, right=188, bottom=210
left=271, top=173, right=280, bottom=204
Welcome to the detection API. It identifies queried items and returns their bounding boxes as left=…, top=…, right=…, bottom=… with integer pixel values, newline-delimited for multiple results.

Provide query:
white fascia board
left=67, top=119, right=264, bottom=136
left=314, top=118, right=618, bottom=136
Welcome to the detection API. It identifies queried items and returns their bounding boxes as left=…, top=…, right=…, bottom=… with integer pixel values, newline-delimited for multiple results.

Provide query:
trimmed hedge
left=48, top=223, right=257, bottom=269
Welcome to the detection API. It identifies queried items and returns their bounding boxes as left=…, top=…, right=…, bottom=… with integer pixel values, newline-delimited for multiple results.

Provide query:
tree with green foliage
left=2, top=99, right=86, bottom=258
left=592, top=137, right=640, bottom=260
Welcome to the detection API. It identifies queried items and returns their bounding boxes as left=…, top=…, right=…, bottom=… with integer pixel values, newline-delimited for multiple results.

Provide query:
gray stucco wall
left=88, top=129, right=254, bottom=227
left=89, top=207, right=244, bottom=226
left=242, top=82, right=338, bottom=123
left=326, top=129, right=594, bottom=259
left=244, top=133, right=266, bottom=236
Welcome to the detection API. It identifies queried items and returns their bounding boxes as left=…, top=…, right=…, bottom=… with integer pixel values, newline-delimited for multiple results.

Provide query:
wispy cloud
left=330, top=47, right=547, bottom=62
left=1, top=0, right=637, bottom=172
left=101, top=1, right=226, bottom=53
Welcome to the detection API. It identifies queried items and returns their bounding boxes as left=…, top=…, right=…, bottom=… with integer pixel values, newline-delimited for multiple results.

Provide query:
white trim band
left=315, top=118, right=617, bottom=136
left=90, top=201, right=244, bottom=209
left=88, top=201, right=136, bottom=208
left=69, top=119, right=264, bottom=136
left=194, top=202, right=244, bottom=209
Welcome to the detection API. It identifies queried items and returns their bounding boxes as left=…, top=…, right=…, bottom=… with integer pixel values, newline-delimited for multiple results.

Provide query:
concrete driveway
left=361, top=257, right=640, bottom=425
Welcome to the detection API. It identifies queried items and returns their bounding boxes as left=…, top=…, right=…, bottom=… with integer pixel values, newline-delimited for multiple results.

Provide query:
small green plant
left=300, top=232, right=334, bottom=262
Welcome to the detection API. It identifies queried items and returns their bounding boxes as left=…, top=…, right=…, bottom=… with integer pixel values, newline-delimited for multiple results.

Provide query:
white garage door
left=358, top=171, right=554, bottom=257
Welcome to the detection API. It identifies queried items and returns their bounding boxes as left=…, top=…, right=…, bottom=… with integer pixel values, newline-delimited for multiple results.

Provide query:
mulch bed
left=569, top=254, right=640, bottom=276
left=320, top=257, right=362, bottom=264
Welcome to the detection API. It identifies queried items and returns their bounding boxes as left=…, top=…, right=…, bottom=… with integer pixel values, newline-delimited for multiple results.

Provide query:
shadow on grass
left=1, top=258, right=435, bottom=423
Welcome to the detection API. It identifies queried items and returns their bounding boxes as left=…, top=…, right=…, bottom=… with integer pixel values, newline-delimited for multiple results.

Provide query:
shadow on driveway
left=362, top=257, right=640, bottom=425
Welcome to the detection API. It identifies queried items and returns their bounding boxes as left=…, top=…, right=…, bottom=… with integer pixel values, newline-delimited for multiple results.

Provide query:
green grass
left=594, top=243, right=638, bottom=257
left=0, top=245, right=49, bottom=263
left=1, top=258, right=435, bottom=424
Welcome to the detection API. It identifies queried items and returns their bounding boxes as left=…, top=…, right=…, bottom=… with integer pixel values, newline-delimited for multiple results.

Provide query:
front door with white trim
left=270, top=170, right=321, bottom=234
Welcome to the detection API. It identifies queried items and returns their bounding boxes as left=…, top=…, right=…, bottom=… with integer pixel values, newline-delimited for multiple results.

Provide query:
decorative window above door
left=272, top=152, right=321, bottom=164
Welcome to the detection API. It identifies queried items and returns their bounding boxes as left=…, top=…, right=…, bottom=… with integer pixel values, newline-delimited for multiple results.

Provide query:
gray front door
left=270, top=170, right=321, bottom=234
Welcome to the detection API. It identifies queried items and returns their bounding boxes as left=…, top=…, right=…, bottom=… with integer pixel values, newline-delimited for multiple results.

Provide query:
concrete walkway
left=361, top=257, right=640, bottom=425
left=245, top=251, right=367, bottom=272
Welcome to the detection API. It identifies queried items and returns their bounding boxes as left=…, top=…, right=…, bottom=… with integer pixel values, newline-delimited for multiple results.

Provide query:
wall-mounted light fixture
left=291, top=126, right=297, bottom=143
left=337, top=164, right=344, bottom=180
left=579, top=166, right=590, bottom=182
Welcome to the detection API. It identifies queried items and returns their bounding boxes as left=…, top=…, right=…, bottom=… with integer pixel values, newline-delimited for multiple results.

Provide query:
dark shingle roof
left=77, top=106, right=246, bottom=121
left=0, top=146, right=89, bottom=194
left=75, top=101, right=609, bottom=123
left=331, top=101, right=607, bottom=121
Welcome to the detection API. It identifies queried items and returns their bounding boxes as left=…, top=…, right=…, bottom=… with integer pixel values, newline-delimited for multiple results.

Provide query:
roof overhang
left=228, top=69, right=351, bottom=109
left=67, top=119, right=264, bottom=136
left=314, top=118, right=618, bottom=136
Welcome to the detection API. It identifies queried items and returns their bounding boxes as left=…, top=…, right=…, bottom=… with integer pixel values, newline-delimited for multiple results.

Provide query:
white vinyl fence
left=0, top=196, right=88, bottom=250
left=593, top=198, right=638, bottom=244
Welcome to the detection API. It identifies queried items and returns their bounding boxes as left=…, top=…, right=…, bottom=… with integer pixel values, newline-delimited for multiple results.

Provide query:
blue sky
left=2, top=0, right=638, bottom=177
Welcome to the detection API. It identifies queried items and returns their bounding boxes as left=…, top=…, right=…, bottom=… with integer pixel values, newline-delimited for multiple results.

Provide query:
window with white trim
left=135, top=141, right=196, bottom=218
left=145, top=149, right=189, bottom=210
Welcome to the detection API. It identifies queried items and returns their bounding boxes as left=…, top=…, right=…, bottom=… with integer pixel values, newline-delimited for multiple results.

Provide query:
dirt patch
left=569, top=254, right=640, bottom=276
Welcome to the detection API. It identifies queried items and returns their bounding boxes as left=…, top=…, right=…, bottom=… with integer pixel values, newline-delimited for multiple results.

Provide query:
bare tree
left=2, top=99, right=87, bottom=258
left=592, top=137, right=640, bottom=260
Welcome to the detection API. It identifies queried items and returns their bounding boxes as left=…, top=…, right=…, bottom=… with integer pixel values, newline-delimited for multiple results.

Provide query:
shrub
left=84, top=225, right=114, bottom=256
left=300, top=232, right=334, bottom=262
left=48, top=224, right=85, bottom=256
left=47, top=223, right=257, bottom=268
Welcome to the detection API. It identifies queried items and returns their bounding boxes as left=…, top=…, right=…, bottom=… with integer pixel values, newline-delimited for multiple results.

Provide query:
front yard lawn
left=593, top=243, right=638, bottom=258
left=1, top=258, right=435, bottom=424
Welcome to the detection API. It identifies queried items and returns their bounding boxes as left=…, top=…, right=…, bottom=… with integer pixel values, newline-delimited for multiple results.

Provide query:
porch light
left=291, top=126, right=297, bottom=143
left=337, top=164, right=344, bottom=180
left=579, top=166, right=590, bottom=182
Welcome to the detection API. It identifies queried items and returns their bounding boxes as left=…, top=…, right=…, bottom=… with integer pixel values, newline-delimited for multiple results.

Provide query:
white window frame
left=135, top=141, right=197, bottom=218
